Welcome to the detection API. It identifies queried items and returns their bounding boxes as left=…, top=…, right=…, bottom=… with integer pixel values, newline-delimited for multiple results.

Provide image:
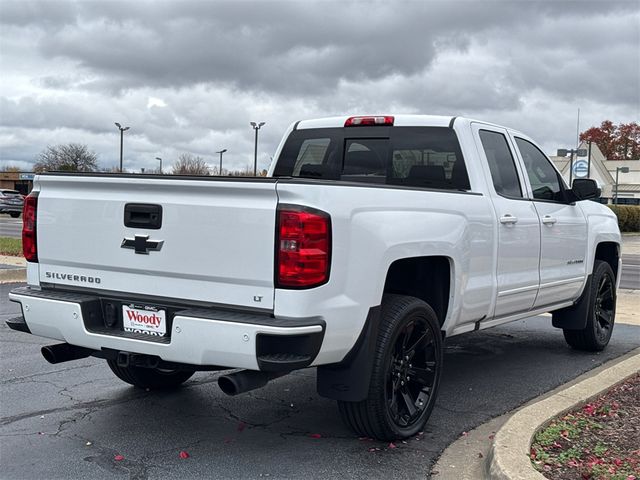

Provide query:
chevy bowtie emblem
left=121, top=235, right=164, bottom=254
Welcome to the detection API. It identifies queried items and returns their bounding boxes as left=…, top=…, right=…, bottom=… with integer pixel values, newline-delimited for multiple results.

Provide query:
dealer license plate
left=122, top=304, right=167, bottom=337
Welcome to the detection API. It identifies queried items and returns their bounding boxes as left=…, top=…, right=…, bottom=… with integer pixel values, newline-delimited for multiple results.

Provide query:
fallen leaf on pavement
left=179, top=451, right=190, bottom=459
left=114, top=455, right=124, bottom=462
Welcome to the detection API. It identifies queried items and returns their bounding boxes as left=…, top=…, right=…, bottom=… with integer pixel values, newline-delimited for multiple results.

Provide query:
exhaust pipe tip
left=41, top=345, right=56, bottom=364
left=218, top=375, right=240, bottom=396
left=218, top=370, right=288, bottom=396
left=40, top=343, right=93, bottom=364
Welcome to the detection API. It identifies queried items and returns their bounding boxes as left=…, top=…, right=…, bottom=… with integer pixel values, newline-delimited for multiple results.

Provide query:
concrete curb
left=486, top=348, right=640, bottom=480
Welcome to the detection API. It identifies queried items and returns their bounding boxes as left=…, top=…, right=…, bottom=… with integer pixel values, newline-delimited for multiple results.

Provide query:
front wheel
left=338, top=294, right=443, bottom=440
left=563, top=260, right=616, bottom=351
left=107, top=360, right=195, bottom=389
left=9, top=212, right=20, bottom=218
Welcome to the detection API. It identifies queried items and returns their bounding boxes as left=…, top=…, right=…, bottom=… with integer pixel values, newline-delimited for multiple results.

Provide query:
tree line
left=7, top=147, right=266, bottom=176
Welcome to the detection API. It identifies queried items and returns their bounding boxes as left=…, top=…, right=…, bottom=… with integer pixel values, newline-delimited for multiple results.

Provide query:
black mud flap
left=552, top=274, right=592, bottom=330
left=316, top=306, right=381, bottom=402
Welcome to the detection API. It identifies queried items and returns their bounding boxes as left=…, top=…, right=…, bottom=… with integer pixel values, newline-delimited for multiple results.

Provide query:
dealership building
left=0, top=172, right=34, bottom=195
left=550, top=142, right=639, bottom=205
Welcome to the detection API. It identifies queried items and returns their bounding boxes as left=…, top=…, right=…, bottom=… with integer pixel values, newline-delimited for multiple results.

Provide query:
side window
left=479, top=130, right=523, bottom=198
left=515, top=137, right=564, bottom=202
left=388, top=127, right=470, bottom=190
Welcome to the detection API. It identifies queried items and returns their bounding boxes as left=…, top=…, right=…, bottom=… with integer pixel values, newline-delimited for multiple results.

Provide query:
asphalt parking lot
left=0, top=215, right=22, bottom=238
left=2, top=282, right=639, bottom=479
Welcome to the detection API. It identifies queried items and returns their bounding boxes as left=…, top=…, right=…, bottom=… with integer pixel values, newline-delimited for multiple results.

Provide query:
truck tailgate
left=35, top=175, right=278, bottom=310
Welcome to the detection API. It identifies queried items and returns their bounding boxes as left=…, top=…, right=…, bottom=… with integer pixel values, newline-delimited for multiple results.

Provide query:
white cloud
left=0, top=0, right=638, bottom=173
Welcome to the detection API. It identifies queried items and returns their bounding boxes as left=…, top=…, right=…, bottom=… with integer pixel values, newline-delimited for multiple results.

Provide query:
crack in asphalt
left=0, top=363, right=99, bottom=385
left=0, top=391, right=149, bottom=427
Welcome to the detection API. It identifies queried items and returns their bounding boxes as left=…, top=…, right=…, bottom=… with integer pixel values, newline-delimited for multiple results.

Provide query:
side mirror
left=571, top=178, right=600, bottom=201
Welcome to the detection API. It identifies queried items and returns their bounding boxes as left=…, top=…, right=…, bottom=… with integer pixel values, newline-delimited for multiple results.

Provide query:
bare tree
left=171, top=153, right=210, bottom=175
left=0, top=165, right=21, bottom=172
left=34, top=144, right=98, bottom=172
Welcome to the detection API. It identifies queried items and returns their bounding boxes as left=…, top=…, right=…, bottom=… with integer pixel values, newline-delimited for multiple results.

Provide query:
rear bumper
left=8, top=286, right=324, bottom=371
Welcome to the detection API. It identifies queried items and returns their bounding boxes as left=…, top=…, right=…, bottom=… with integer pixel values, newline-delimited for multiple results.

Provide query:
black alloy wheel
left=338, top=294, right=443, bottom=440
left=386, top=317, right=439, bottom=429
left=593, top=272, right=615, bottom=344
left=564, top=260, right=616, bottom=351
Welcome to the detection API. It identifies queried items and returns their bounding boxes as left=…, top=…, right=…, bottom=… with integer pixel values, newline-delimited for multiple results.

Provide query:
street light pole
left=215, top=149, right=227, bottom=176
left=614, top=166, right=630, bottom=205
left=557, top=147, right=587, bottom=186
left=569, top=149, right=574, bottom=186
left=115, top=122, right=130, bottom=172
left=250, top=121, right=265, bottom=176
left=155, top=157, right=162, bottom=174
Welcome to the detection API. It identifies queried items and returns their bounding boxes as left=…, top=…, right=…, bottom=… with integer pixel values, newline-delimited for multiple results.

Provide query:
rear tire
left=563, top=260, right=616, bottom=352
left=338, top=294, right=443, bottom=440
left=107, top=360, right=195, bottom=389
left=9, top=212, right=20, bottom=218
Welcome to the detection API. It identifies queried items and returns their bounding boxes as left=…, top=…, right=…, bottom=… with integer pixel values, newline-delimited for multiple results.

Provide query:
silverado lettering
left=45, top=272, right=101, bottom=284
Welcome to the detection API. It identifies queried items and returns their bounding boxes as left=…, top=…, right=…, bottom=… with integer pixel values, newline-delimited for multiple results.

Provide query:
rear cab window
left=273, top=126, right=471, bottom=191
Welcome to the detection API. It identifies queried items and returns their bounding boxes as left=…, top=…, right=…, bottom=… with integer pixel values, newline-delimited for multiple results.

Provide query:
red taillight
left=344, top=116, right=394, bottom=127
left=276, top=206, right=331, bottom=288
left=22, top=192, right=38, bottom=263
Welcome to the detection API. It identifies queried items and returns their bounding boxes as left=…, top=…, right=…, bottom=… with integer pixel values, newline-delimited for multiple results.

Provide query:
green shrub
left=607, top=205, right=640, bottom=232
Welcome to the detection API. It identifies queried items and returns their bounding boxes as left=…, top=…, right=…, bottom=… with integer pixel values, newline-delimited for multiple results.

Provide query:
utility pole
left=115, top=123, right=130, bottom=172
left=155, top=157, right=162, bottom=174
left=216, top=149, right=227, bottom=175
left=250, top=121, right=265, bottom=176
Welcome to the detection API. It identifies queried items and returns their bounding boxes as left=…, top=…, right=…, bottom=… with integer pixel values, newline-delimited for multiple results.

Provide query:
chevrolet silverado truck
left=8, top=115, right=621, bottom=440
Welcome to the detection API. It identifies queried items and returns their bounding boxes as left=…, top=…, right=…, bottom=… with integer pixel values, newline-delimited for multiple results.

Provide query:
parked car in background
left=0, top=189, right=24, bottom=218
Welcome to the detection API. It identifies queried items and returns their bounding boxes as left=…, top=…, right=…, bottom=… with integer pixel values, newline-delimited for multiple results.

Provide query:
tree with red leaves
left=580, top=120, right=640, bottom=160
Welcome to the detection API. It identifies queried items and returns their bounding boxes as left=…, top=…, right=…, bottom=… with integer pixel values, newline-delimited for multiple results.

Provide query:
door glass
left=515, top=137, right=565, bottom=202
left=479, top=130, right=523, bottom=198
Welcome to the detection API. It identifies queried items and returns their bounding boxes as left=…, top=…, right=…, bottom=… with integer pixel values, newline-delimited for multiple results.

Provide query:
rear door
left=510, top=136, right=588, bottom=307
left=472, top=124, right=541, bottom=318
left=36, top=175, right=278, bottom=310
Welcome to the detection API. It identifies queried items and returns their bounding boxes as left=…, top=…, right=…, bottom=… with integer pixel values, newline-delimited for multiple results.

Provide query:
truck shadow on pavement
left=2, top=315, right=639, bottom=480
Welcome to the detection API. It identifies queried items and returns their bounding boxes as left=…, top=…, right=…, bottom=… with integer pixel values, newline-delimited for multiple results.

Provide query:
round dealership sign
left=573, top=159, right=589, bottom=178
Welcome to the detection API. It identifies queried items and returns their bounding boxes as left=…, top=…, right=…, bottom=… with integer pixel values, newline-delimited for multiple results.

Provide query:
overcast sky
left=0, top=0, right=638, bottom=173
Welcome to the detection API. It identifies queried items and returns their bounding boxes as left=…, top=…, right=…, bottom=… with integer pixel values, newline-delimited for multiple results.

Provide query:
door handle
left=542, top=215, right=557, bottom=225
left=499, top=214, right=518, bottom=225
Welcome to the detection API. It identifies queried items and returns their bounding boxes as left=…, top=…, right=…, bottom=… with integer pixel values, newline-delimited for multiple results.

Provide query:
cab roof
left=295, top=114, right=518, bottom=134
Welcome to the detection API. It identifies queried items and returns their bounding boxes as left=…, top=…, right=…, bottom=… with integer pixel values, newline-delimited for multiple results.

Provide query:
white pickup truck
left=8, top=115, right=621, bottom=440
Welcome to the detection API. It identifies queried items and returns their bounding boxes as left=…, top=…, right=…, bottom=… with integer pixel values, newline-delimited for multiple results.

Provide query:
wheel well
left=383, top=256, right=451, bottom=326
left=594, top=242, right=620, bottom=280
